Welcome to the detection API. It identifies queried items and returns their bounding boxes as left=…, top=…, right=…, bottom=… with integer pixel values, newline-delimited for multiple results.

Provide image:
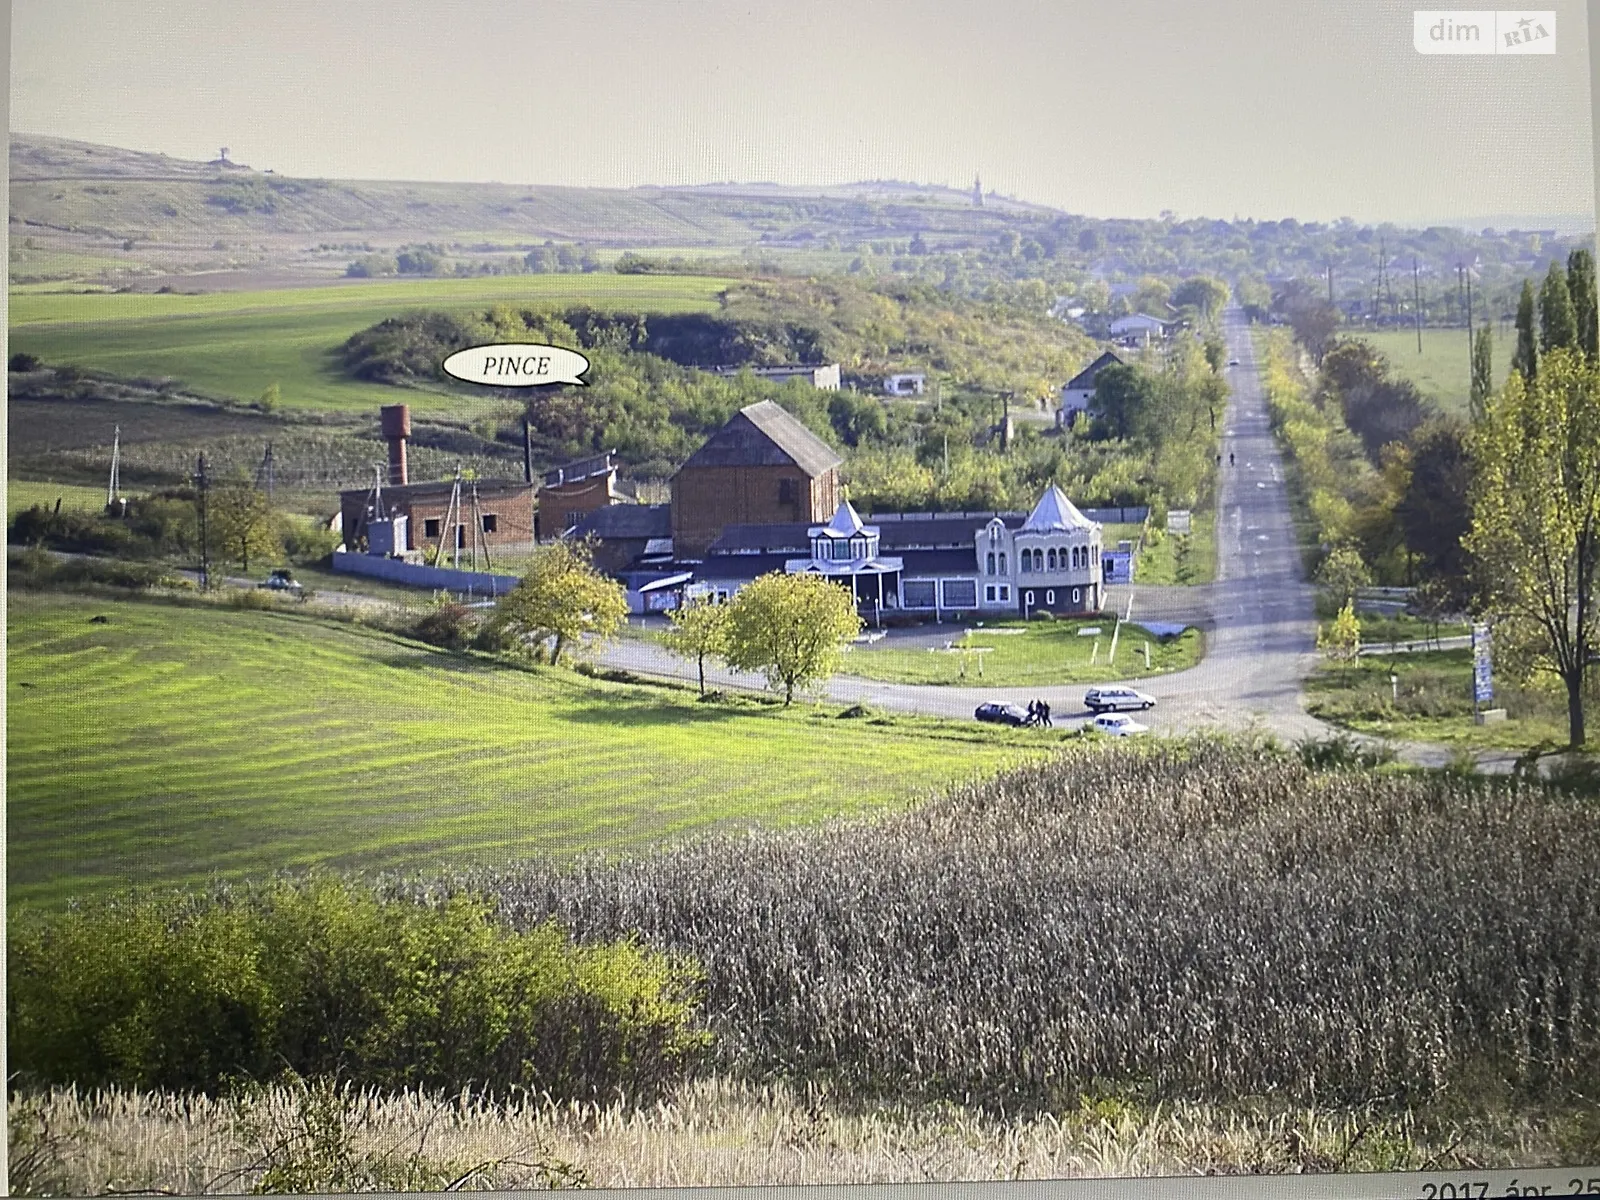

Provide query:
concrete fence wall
left=331, top=551, right=521, bottom=596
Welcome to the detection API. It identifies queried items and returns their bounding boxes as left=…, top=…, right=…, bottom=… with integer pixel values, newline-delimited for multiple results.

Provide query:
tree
left=1317, top=600, right=1362, bottom=662
left=1395, top=417, right=1473, bottom=586
left=1512, top=279, right=1538, bottom=381
left=1465, top=347, right=1600, bottom=747
left=1539, top=260, right=1578, bottom=353
left=207, top=480, right=279, bottom=574
left=661, top=597, right=729, bottom=697
left=258, top=381, right=281, bottom=414
left=1172, top=276, right=1229, bottom=323
left=1570, top=247, right=1599, bottom=363
left=1202, top=336, right=1227, bottom=374
left=1088, top=363, right=1152, bottom=441
left=487, top=539, right=628, bottom=667
left=720, top=572, right=862, bottom=706
left=1469, top=324, right=1493, bottom=423
left=1315, top=544, right=1371, bottom=608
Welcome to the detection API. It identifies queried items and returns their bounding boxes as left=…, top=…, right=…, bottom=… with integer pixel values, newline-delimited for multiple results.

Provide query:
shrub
left=9, top=351, right=42, bottom=372
left=409, top=601, right=475, bottom=650
left=8, top=879, right=706, bottom=1101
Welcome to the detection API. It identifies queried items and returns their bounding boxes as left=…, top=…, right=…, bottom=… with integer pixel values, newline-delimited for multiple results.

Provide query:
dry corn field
left=427, top=742, right=1600, bottom=1111
left=14, top=1075, right=1598, bottom=1194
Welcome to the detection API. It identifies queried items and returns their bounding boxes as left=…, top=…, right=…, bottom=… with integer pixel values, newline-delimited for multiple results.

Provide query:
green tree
left=1395, top=418, right=1473, bottom=587
left=259, top=381, right=281, bottom=414
left=208, top=479, right=280, bottom=574
left=487, top=540, right=628, bottom=667
left=1202, top=336, right=1227, bottom=374
left=1465, top=347, right=1600, bottom=747
left=1088, top=363, right=1152, bottom=441
left=1512, top=279, right=1538, bottom=381
left=1568, top=247, right=1598, bottom=363
left=1469, top=324, right=1493, bottom=423
left=1538, top=260, right=1578, bottom=353
left=1172, top=276, right=1230, bottom=323
left=720, top=573, right=862, bottom=706
left=1315, top=544, right=1371, bottom=608
left=1317, top=600, right=1362, bottom=662
left=661, top=597, right=729, bottom=697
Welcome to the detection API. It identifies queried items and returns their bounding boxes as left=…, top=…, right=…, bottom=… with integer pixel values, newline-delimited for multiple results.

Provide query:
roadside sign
left=1472, top=622, right=1493, bottom=704
left=1168, top=509, right=1192, bottom=535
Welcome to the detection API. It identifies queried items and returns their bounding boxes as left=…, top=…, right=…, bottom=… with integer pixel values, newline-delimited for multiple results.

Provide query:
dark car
left=975, top=702, right=1030, bottom=727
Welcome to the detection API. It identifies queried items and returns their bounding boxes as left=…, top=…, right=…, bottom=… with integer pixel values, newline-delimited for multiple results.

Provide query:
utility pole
left=194, top=454, right=211, bottom=592
left=1326, top=261, right=1334, bottom=305
left=106, top=425, right=121, bottom=509
left=256, top=442, right=276, bottom=501
left=1413, top=257, right=1423, bottom=354
left=1465, top=270, right=1474, bottom=379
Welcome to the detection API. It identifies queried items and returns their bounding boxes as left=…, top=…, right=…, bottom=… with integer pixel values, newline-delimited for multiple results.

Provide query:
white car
left=1092, top=713, right=1148, bottom=737
left=1083, top=686, right=1156, bottom=713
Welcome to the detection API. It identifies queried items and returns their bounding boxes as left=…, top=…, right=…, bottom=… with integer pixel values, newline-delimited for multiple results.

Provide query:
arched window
left=1035, top=549, right=1045, bottom=571
left=1046, top=548, right=1056, bottom=570
left=1072, top=546, right=1081, bottom=569
left=1020, top=552, right=1033, bottom=573
left=986, top=552, right=996, bottom=575
left=1046, top=590, right=1055, bottom=605
left=1073, top=587, right=1082, bottom=604
left=998, top=553, right=1008, bottom=574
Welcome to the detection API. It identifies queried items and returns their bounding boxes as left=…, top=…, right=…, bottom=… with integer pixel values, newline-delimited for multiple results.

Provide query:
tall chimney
left=379, top=405, right=410, bottom=485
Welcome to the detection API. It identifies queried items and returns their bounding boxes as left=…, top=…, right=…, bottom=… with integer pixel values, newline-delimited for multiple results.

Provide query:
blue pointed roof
left=1021, top=484, right=1094, bottom=533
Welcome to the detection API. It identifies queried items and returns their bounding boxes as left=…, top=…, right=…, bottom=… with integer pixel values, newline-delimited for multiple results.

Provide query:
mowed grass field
left=7, top=594, right=1038, bottom=909
left=1339, top=326, right=1516, bottom=417
left=840, top=617, right=1202, bottom=687
left=7, top=274, right=731, bottom=415
left=6, top=479, right=111, bottom=517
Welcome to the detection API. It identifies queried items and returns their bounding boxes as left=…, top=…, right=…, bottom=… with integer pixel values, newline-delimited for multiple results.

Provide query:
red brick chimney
left=379, top=405, right=410, bottom=485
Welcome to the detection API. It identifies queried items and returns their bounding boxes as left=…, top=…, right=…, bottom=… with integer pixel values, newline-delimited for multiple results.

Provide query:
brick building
left=536, top=452, right=629, bottom=541
left=670, top=399, right=842, bottom=558
left=339, top=479, right=536, bottom=557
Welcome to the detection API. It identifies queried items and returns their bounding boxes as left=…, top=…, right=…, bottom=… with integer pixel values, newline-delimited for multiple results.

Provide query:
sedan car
left=258, top=569, right=303, bottom=593
left=1083, top=686, right=1156, bottom=713
left=1226, top=357, right=1241, bottom=367
left=1092, top=713, right=1148, bottom=737
left=975, top=702, right=1030, bottom=727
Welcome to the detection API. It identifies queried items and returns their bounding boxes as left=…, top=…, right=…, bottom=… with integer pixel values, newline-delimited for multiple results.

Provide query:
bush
left=9, top=879, right=707, bottom=1100
left=409, top=601, right=475, bottom=650
left=9, top=351, right=42, bottom=372
left=8, top=550, right=167, bottom=592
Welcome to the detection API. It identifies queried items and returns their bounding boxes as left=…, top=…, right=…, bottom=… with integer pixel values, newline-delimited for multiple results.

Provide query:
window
left=778, top=479, right=798, bottom=504
left=455, top=524, right=466, bottom=549
left=998, top=553, right=1007, bottom=574
left=986, top=552, right=996, bottom=575
left=1025, top=590, right=1034, bottom=606
left=1047, top=548, right=1057, bottom=570
left=998, top=585, right=1010, bottom=602
left=833, top=539, right=854, bottom=561
left=902, top=580, right=937, bottom=608
left=1021, top=552, right=1033, bottom=573
left=423, top=518, right=441, bottom=538
left=942, top=579, right=977, bottom=608
left=984, top=584, right=996, bottom=602
left=1073, top=588, right=1081, bottom=604
left=481, top=513, right=498, bottom=533
left=564, top=512, right=581, bottom=531
left=1047, top=590, right=1055, bottom=604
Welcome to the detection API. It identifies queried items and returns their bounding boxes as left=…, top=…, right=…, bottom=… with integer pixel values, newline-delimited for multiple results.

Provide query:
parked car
left=1092, top=713, right=1148, bottom=737
left=1083, top=686, right=1155, bottom=713
left=259, top=568, right=303, bottom=593
left=975, top=702, right=1030, bottom=727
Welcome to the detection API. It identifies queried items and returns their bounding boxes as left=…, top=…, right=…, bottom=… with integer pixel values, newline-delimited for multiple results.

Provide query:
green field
left=6, top=594, right=1041, bottom=909
left=1339, top=326, right=1516, bottom=417
left=6, top=479, right=112, bottom=518
left=8, top=275, right=731, bottom=415
left=1132, top=512, right=1216, bottom=586
left=840, top=617, right=1203, bottom=687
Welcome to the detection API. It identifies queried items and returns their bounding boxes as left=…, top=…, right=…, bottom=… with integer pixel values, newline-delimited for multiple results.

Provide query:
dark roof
left=1064, top=350, right=1124, bottom=391
left=898, top=549, right=983, bottom=574
left=569, top=503, right=670, bottom=540
left=339, top=478, right=532, bottom=500
left=678, top=400, right=843, bottom=478
left=706, top=511, right=1029, bottom=556
left=543, top=452, right=614, bottom=487
left=695, top=553, right=796, bottom=584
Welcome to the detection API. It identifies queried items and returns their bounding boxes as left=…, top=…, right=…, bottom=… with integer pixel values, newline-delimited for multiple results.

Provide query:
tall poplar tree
left=1567, top=246, right=1599, bottom=362
left=1469, top=324, right=1493, bottom=423
left=1512, top=279, right=1538, bottom=382
left=1465, top=347, right=1600, bottom=748
left=1539, top=260, right=1578, bottom=353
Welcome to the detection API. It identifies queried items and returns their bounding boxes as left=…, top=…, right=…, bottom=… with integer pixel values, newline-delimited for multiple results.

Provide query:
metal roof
left=569, top=503, right=671, bottom=540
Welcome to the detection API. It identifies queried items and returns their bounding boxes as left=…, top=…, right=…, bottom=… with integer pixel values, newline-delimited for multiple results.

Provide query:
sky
left=9, top=0, right=1597, bottom=226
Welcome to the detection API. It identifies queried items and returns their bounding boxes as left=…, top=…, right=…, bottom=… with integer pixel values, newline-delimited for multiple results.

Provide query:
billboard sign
left=1472, top=621, right=1494, bottom=703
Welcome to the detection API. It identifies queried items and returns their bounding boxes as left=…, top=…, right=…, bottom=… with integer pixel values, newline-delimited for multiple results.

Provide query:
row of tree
left=483, top=542, right=861, bottom=707
left=1280, top=249, right=1599, bottom=748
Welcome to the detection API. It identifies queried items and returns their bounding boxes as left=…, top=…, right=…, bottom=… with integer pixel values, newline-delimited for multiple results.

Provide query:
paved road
left=599, top=310, right=1336, bottom=741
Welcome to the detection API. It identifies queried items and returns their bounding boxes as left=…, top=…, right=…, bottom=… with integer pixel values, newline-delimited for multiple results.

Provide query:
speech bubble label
left=442, top=343, right=590, bottom=387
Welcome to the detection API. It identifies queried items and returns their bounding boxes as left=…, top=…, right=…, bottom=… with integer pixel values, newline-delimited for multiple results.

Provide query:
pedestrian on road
left=1040, top=700, right=1053, bottom=728
left=1229, top=452, right=1235, bottom=466
left=1026, top=699, right=1039, bottom=726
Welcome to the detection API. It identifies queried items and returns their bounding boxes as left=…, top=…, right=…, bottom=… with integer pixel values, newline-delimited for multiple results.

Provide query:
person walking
left=1229, top=451, right=1235, bottom=467
left=1039, top=699, right=1053, bottom=728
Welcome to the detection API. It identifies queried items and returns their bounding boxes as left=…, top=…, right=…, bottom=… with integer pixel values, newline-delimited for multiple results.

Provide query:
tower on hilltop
left=972, top=174, right=984, bottom=207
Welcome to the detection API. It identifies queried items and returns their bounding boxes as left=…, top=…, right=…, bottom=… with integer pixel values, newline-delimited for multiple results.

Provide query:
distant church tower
left=972, top=174, right=984, bottom=207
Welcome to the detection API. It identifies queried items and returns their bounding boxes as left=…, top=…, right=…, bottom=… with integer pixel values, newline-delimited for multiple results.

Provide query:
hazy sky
left=10, top=0, right=1597, bottom=224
